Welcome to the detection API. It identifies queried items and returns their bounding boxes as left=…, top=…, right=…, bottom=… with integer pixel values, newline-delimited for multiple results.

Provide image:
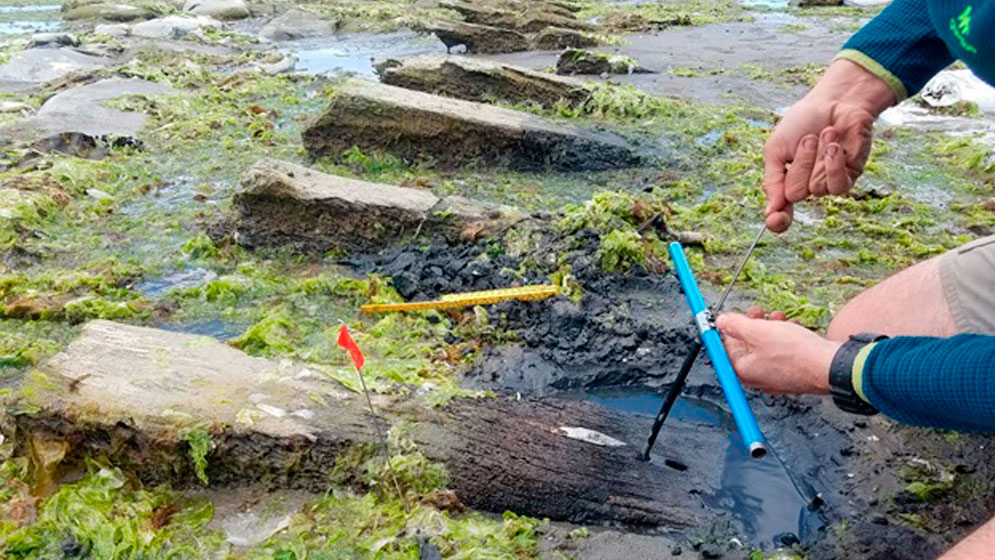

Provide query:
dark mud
left=350, top=229, right=985, bottom=557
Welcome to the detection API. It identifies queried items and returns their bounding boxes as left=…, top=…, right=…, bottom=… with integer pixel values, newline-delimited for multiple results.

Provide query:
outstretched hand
left=716, top=312, right=839, bottom=395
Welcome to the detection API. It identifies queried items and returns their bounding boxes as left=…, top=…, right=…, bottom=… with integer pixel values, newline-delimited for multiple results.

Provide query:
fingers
left=715, top=313, right=749, bottom=342
left=765, top=205, right=792, bottom=233
left=763, top=139, right=792, bottom=233
left=810, top=127, right=838, bottom=196
left=784, top=134, right=818, bottom=203
left=824, top=142, right=852, bottom=195
left=746, top=306, right=765, bottom=319
left=744, top=306, right=788, bottom=321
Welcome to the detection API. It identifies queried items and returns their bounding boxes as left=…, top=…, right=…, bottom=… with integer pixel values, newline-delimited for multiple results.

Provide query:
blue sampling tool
left=641, top=225, right=768, bottom=460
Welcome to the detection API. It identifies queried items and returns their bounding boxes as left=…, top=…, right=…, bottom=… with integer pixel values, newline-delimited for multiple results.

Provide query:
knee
left=826, top=309, right=857, bottom=342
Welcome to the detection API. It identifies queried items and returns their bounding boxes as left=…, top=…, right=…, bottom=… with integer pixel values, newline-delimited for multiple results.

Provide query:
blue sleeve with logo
left=837, top=0, right=955, bottom=100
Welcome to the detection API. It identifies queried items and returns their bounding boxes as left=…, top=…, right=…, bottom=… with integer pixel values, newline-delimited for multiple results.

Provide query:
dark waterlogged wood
left=12, top=321, right=725, bottom=529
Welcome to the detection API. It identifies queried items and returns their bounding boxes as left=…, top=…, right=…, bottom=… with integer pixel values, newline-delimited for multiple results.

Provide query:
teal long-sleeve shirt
left=855, top=335, right=995, bottom=432
left=837, top=0, right=995, bottom=99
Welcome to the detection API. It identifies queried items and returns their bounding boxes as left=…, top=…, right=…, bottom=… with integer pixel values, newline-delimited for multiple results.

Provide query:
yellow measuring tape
left=360, top=285, right=559, bottom=314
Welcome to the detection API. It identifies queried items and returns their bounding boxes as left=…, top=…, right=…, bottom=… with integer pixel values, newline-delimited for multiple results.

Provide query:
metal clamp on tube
left=668, top=242, right=767, bottom=459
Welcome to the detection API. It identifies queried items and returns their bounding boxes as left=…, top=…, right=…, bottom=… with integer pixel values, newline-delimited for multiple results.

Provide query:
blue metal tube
left=668, top=242, right=767, bottom=458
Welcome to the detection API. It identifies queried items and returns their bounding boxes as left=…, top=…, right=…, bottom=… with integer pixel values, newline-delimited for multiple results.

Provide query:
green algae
left=0, top=462, right=225, bottom=559
left=181, top=428, right=214, bottom=486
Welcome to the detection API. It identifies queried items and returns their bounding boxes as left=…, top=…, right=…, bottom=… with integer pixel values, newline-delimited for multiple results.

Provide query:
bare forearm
left=938, top=516, right=995, bottom=559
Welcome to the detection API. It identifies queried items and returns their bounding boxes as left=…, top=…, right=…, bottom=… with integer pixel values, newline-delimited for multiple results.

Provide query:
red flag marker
left=338, top=325, right=365, bottom=371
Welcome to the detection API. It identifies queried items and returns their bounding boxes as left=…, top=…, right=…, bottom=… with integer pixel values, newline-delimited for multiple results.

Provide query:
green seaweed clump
left=181, top=428, right=214, bottom=486
left=0, top=462, right=225, bottom=558
left=598, top=229, right=647, bottom=272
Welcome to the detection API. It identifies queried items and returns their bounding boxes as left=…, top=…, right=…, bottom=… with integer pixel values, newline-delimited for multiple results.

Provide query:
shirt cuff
left=835, top=49, right=909, bottom=103
left=851, top=340, right=880, bottom=403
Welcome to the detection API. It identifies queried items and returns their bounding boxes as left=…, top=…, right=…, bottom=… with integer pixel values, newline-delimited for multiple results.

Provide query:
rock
left=182, top=0, right=249, bottom=20
left=13, top=320, right=725, bottom=528
left=0, top=48, right=112, bottom=94
left=94, top=22, right=131, bottom=36
left=439, top=0, right=592, bottom=33
left=789, top=0, right=843, bottom=5
left=130, top=15, right=219, bottom=39
left=231, top=158, right=521, bottom=251
left=302, top=79, right=642, bottom=171
left=252, top=56, right=295, bottom=75
left=28, top=33, right=79, bottom=48
left=0, top=78, right=176, bottom=148
left=530, top=26, right=598, bottom=50
left=376, top=55, right=588, bottom=108
left=0, top=102, right=35, bottom=115
left=556, top=48, right=651, bottom=75
left=258, top=8, right=338, bottom=41
left=63, top=3, right=156, bottom=21
left=427, top=21, right=529, bottom=54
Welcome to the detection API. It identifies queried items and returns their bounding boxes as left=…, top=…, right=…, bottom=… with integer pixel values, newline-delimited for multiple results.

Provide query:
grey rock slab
left=302, top=79, right=643, bottom=171
left=183, top=0, right=249, bottom=20
left=0, top=47, right=112, bottom=94
left=130, top=14, right=219, bottom=39
left=63, top=2, right=156, bottom=21
left=29, top=33, right=79, bottom=48
left=94, top=22, right=131, bottom=36
left=258, top=8, right=337, bottom=42
left=427, top=20, right=529, bottom=54
left=0, top=77, right=176, bottom=146
left=376, top=54, right=588, bottom=108
left=231, top=158, right=522, bottom=251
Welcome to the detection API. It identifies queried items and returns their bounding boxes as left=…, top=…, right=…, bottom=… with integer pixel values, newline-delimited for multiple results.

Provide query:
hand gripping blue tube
left=668, top=242, right=768, bottom=459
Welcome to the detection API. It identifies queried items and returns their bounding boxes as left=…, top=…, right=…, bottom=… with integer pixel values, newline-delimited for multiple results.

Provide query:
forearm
left=938, top=515, right=995, bottom=559
left=854, top=335, right=995, bottom=432
left=837, top=0, right=954, bottom=100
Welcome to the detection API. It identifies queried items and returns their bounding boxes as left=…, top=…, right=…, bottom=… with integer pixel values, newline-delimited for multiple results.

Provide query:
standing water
left=568, top=386, right=821, bottom=547
left=287, top=30, right=447, bottom=78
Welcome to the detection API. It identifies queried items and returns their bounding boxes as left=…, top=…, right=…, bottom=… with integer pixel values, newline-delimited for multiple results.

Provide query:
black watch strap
left=829, top=333, right=887, bottom=416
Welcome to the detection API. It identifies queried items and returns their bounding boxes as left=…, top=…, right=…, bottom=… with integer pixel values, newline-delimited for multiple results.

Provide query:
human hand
left=764, top=59, right=896, bottom=232
left=715, top=312, right=840, bottom=395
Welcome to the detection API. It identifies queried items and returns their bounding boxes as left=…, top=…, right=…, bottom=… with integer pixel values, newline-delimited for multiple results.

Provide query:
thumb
left=715, top=313, right=751, bottom=342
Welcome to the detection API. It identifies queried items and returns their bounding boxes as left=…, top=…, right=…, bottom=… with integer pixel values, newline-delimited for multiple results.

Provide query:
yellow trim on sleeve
left=835, top=49, right=909, bottom=102
left=851, top=341, right=879, bottom=404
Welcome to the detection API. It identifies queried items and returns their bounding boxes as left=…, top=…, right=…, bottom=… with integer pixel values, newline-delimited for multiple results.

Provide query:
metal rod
left=355, top=366, right=408, bottom=510
left=715, top=223, right=766, bottom=313
left=640, top=340, right=702, bottom=460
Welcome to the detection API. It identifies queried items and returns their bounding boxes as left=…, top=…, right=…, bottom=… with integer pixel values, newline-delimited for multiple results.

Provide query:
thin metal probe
left=355, top=367, right=408, bottom=511
left=715, top=223, right=767, bottom=313
left=639, top=222, right=766, bottom=461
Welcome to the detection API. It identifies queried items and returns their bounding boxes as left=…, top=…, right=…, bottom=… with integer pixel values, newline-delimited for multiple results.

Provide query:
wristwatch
left=829, top=332, right=888, bottom=415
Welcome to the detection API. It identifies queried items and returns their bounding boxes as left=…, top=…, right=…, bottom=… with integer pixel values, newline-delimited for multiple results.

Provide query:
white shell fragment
left=256, top=403, right=287, bottom=417
left=558, top=426, right=626, bottom=447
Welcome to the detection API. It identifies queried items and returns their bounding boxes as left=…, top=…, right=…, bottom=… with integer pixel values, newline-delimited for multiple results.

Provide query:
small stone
left=773, top=532, right=800, bottom=547
left=64, top=3, right=155, bottom=22
left=29, top=33, right=79, bottom=48
left=0, top=101, right=34, bottom=115
left=94, top=23, right=131, bottom=37
left=258, top=8, right=337, bottom=41
left=183, top=0, right=250, bottom=20
left=982, top=198, right=995, bottom=212
left=131, top=15, right=220, bottom=39
left=86, top=188, right=113, bottom=201
left=671, top=545, right=682, bottom=555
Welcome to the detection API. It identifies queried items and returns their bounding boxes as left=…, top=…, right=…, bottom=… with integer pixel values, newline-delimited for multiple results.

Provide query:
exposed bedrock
left=229, top=158, right=525, bottom=252
left=376, top=55, right=589, bottom=108
left=301, top=79, right=644, bottom=171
